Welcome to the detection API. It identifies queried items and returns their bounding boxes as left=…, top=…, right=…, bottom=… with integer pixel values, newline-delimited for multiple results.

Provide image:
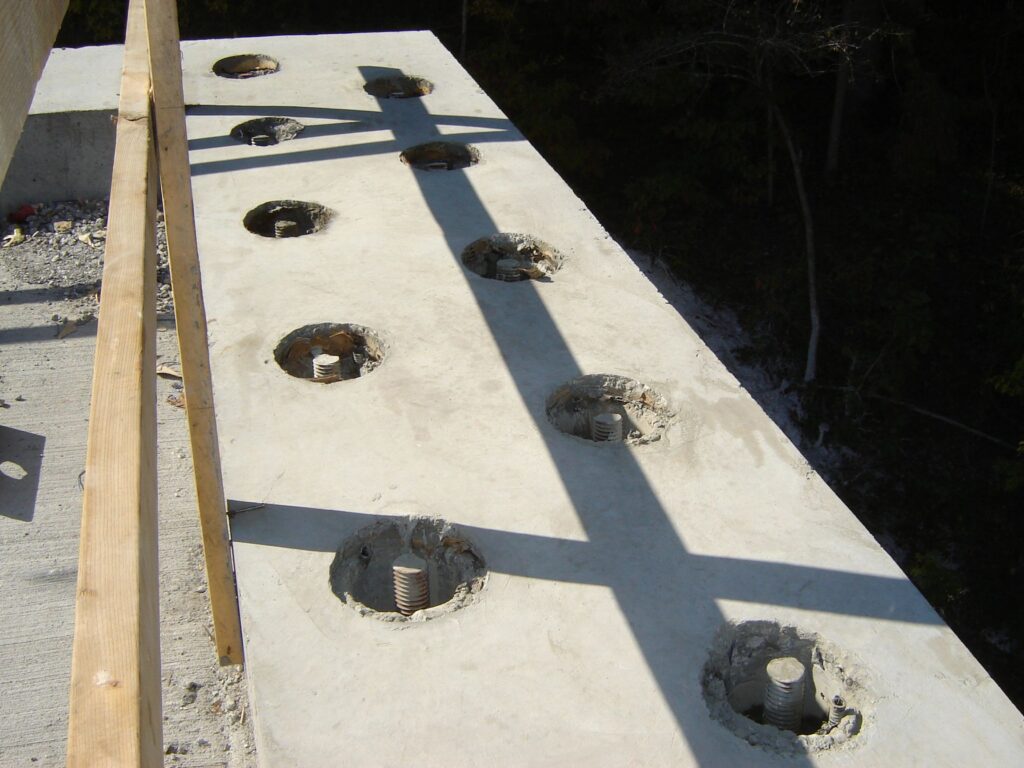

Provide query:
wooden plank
left=0, top=0, right=69, bottom=186
left=144, top=0, right=244, bottom=666
left=65, top=1, right=162, bottom=765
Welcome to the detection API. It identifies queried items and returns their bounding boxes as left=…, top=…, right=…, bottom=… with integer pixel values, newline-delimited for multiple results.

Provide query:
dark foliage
left=57, top=0, right=1024, bottom=707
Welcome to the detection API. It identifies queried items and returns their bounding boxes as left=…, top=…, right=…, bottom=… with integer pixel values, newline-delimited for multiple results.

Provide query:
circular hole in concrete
left=230, top=117, right=305, bottom=147
left=546, top=374, right=672, bottom=445
left=212, top=54, right=279, bottom=79
left=243, top=200, right=332, bottom=238
left=273, top=323, right=385, bottom=383
left=364, top=75, right=434, bottom=99
left=461, top=233, right=564, bottom=282
left=702, top=620, right=868, bottom=755
left=400, top=141, right=480, bottom=171
left=330, top=517, right=487, bottom=622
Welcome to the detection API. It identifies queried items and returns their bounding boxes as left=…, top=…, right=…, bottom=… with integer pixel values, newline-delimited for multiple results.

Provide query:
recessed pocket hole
left=364, top=75, right=434, bottom=98
left=400, top=141, right=479, bottom=171
left=243, top=200, right=332, bottom=238
left=546, top=374, right=672, bottom=445
left=213, top=54, right=279, bottom=79
left=274, top=323, right=385, bottom=383
left=461, top=233, right=564, bottom=282
left=702, top=620, right=869, bottom=755
left=330, top=518, right=487, bottom=622
left=230, top=117, right=305, bottom=146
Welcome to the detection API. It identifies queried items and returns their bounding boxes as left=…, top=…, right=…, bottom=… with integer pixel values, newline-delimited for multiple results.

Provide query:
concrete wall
left=0, top=44, right=123, bottom=214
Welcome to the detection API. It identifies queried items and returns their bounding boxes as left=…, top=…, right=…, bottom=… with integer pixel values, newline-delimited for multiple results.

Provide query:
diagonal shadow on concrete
left=215, top=65, right=943, bottom=765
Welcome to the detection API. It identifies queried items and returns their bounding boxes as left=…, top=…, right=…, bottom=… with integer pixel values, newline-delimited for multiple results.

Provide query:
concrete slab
left=177, top=32, right=1024, bottom=767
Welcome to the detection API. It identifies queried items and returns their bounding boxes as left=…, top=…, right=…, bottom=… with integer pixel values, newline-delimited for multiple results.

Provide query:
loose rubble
left=1, top=199, right=175, bottom=317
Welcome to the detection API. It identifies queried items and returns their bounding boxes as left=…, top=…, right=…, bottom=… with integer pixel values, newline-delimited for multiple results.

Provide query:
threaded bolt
left=424, top=161, right=450, bottom=171
left=250, top=133, right=275, bottom=146
left=591, top=412, right=624, bottom=442
left=828, top=694, right=847, bottom=727
left=495, top=258, right=522, bottom=282
left=763, top=657, right=806, bottom=732
left=274, top=218, right=298, bottom=237
left=312, top=353, right=341, bottom=380
left=392, top=553, right=429, bottom=616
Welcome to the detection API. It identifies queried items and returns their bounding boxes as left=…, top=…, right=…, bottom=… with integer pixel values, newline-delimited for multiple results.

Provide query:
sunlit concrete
left=22, top=32, right=1024, bottom=767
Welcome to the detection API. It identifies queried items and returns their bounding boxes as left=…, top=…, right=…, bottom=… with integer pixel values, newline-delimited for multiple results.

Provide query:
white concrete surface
left=176, top=32, right=1024, bottom=767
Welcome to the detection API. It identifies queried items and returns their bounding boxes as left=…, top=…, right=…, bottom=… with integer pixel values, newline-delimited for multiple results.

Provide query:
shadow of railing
left=201, top=63, right=949, bottom=764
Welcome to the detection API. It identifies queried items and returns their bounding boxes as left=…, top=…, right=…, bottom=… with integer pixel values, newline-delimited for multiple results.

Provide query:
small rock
left=164, top=741, right=189, bottom=755
left=197, top=738, right=210, bottom=747
left=54, top=220, right=73, bottom=233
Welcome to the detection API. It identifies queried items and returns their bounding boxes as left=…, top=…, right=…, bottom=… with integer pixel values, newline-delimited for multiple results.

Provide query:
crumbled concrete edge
left=329, top=516, right=487, bottom=624
left=701, top=620, right=872, bottom=756
left=545, top=373, right=674, bottom=445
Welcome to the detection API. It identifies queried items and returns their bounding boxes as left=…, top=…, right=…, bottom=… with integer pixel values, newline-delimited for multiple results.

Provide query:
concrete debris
left=0, top=199, right=174, bottom=316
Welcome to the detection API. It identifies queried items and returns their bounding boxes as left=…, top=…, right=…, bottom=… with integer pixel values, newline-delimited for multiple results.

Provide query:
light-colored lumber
left=144, top=0, right=244, bottom=666
left=65, top=1, right=162, bottom=765
left=0, top=0, right=69, bottom=186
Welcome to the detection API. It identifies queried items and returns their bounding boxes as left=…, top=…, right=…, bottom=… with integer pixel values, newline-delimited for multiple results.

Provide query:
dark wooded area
left=57, top=0, right=1024, bottom=708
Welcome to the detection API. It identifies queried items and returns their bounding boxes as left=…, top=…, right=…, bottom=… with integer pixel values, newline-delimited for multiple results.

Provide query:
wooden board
left=144, top=0, right=244, bottom=666
left=65, top=1, right=163, bottom=765
left=0, top=0, right=69, bottom=187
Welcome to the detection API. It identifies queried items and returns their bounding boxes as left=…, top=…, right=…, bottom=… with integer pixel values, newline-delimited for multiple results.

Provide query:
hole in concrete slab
left=243, top=200, right=332, bottom=238
left=230, top=117, right=305, bottom=146
left=400, top=141, right=480, bottom=171
left=330, top=517, right=487, bottom=622
left=364, top=75, right=434, bottom=99
left=273, top=323, right=385, bottom=383
left=546, top=374, right=672, bottom=445
left=461, top=233, right=564, bottom=282
left=213, top=54, right=280, bottom=79
left=702, top=620, right=868, bottom=755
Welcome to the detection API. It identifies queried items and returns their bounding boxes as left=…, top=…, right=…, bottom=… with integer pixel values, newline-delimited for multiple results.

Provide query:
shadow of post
left=0, top=425, right=46, bottom=522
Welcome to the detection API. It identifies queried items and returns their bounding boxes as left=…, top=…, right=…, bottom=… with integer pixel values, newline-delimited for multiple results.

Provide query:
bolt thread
left=591, top=412, right=624, bottom=442
left=763, top=657, right=806, bottom=732
left=312, top=353, right=341, bottom=380
left=274, top=218, right=298, bottom=237
left=424, top=161, right=450, bottom=171
left=495, top=258, right=523, bottom=282
left=393, top=554, right=430, bottom=616
left=828, top=695, right=847, bottom=727
left=250, top=133, right=275, bottom=146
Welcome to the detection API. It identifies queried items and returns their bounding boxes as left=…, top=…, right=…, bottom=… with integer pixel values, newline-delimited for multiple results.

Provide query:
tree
left=608, top=0, right=862, bottom=383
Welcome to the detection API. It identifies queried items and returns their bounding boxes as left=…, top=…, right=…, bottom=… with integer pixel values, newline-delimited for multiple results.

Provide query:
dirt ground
left=0, top=200, right=255, bottom=766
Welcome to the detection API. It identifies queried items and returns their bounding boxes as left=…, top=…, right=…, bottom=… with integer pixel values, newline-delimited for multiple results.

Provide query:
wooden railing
left=65, top=1, right=243, bottom=764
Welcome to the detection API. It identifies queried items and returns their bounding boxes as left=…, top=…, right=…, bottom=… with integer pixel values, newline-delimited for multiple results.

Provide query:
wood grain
left=0, top=0, right=69, bottom=185
left=65, top=1, right=163, bottom=765
left=144, top=0, right=244, bottom=666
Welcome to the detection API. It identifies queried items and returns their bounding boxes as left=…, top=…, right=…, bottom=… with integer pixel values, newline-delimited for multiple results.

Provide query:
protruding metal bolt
left=763, top=657, right=806, bottom=732
left=274, top=219, right=298, bottom=237
left=312, top=353, right=341, bottom=380
left=250, top=134, right=275, bottom=146
left=591, top=412, right=624, bottom=442
left=827, top=694, right=847, bottom=727
left=392, top=553, right=429, bottom=616
left=495, top=258, right=522, bottom=282
left=424, top=161, right=450, bottom=171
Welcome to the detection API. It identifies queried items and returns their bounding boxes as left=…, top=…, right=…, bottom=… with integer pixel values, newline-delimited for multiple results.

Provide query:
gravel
left=2, top=199, right=175, bottom=318
left=0, top=198, right=255, bottom=766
